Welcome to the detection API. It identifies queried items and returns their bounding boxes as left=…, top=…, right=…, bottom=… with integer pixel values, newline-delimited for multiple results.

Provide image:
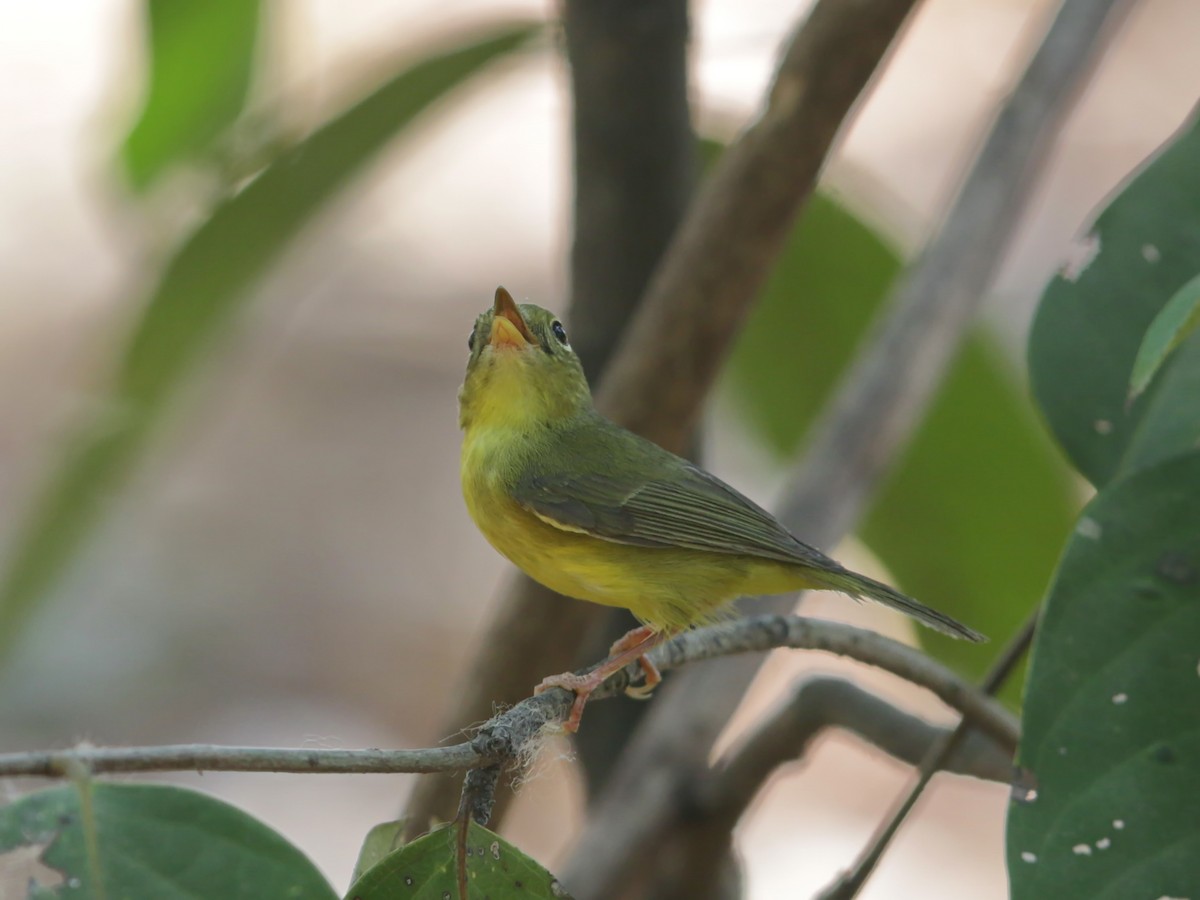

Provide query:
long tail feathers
left=815, top=568, right=986, bottom=643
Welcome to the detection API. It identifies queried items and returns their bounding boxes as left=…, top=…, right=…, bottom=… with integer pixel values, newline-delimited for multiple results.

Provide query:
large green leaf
left=1007, top=450, right=1200, bottom=898
left=123, top=0, right=262, bottom=189
left=346, top=821, right=571, bottom=899
left=0, top=782, right=337, bottom=899
left=1028, top=111, right=1200, bottom=488
left=0, top=23, right=537, bottom=660
left=725, top=193, right=1074, bottom=687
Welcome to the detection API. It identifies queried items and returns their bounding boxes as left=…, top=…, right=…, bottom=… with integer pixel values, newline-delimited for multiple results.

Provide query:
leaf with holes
left=1007, top=450, right=1200, bottom=898
left=1029, top=113, right=1200, bottom=487
left=0, top=782, right=336, bottom=899
left=346, top=821, right=571, bottom=899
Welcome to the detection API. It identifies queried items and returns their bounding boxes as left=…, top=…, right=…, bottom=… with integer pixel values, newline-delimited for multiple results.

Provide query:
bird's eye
left=468, top=330, right=476, bottom=351
left=551, top=321, right=568, bottom=344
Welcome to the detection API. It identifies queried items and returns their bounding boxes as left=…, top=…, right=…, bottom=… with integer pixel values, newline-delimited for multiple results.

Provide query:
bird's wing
left=511, top=421, right=830, bottom=568
left=512, top=416, right=988, bottom=643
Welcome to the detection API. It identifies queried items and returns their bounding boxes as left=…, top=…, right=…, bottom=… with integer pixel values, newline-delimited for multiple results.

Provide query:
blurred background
left=0, top=0, right=1197, bottom=896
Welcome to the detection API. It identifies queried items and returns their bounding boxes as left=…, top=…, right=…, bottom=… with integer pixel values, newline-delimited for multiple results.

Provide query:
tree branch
left=0, top=743, right=484, bottom=779
left=776, top=0, right=1130, bottom=540
left=593, top=0, right=919, bottom=451
left=706, top=676, right=1014, bottom=816
left=560, top=0, right=1119, bottom=894
left=0, top=616, right=1014, bottom=780
left=816, top=608, right=1039, bottom=899
left=624, top=675, right=1015, bottom=899
left=562, top=0, right=697, bottom=800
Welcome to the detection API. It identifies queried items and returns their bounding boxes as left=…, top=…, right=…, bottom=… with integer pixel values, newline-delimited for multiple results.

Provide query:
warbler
left=459, top=288, right=983, bottom=731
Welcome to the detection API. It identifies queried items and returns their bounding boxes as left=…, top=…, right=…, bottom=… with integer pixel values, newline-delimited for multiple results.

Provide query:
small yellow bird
left=460, top=288, right=983, bottom=731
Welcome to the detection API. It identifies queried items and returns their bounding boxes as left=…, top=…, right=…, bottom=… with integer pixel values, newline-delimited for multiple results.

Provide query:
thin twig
left=455, top=764, right=501, bottom=900
left=643, top=675, right=1016, bottom=899
left=0, top=616, right=1015, bottom=780
left=707, top=676, right=1015, bottom=814
left=560, top=0, right=1122, bottom=893
left=653, top=618, right=1019, bottom=748
left=0, top=744, right=484, bottom=778
left=815, top=610, right=1039, bottom=900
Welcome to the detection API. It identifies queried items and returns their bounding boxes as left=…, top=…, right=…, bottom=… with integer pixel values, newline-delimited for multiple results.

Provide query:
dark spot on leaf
left=307, top=752, right=320, bottom=767
left=1156, top=552, right=1197, bottom=586
left=1153, top=743, right=1176, bottom=764
left=515, top=880, right=523, bottom=888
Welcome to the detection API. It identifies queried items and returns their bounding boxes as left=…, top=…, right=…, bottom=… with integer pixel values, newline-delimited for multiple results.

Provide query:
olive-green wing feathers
left=511, top=417, right=986, bottom=643
left=511, top=420, right=830, bottom=568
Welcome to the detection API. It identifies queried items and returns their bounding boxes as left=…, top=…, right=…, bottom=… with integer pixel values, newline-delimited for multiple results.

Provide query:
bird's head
left=458, top=287, right=592, bottom=431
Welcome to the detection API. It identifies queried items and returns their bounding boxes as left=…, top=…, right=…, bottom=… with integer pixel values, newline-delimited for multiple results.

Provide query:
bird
left=458, top=287, right=984, bottom=731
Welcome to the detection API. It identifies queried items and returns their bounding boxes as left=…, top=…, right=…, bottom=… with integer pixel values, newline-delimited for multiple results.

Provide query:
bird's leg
left=607, top=625, right=664, bottom=700
left=535, top=625, right=667, bottom=732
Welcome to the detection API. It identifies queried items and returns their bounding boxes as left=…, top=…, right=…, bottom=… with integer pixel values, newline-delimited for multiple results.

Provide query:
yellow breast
left=460, top=425, right=782, bottom=631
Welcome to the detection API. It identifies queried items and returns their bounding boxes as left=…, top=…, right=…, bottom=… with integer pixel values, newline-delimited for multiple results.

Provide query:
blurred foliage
left=122, top=0, right=262, bottom=189
left=347, top=820, right=571, bottom=899
left=1010, top=114, right=1200, bottom=895
left=0, top=22, right=536, bottom=661
left=0, top=781, right=338, bottom=898
left=860, top=338, right=1072, bottom=701
left=723, top=172, right=1076, bottom=699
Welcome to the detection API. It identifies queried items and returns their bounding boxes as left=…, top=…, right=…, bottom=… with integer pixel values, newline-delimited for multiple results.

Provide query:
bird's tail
left=811, top=566, right=986, bottom=643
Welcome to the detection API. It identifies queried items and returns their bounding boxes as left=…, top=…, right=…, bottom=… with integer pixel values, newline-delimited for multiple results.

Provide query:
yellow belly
left=461, top=438, right=805, bottom=632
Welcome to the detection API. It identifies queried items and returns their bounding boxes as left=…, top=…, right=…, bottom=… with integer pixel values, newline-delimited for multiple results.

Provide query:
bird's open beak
left=490, top=286, right=536, bottom=350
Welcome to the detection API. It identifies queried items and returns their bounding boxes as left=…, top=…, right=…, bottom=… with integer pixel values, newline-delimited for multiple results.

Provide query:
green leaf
left=1007, top=450, right=1200, bottom=898
left=1120, top=328, right=1200, bottom=476
left=0, top=782, right=337, bottom=899
left=346, top=821, right=571, bottom=899
left=0, top=22, right=537, bottom=661
left=1128, top=270, right=1200, bottom=397
left=352, top=819, right=408, bottom=885
left=725, top=191, right=1075, bottom=688
left=1028, top=112, right=1200, bottom=488
left=860, top=337, right=1076, bottom=700
left=123, top=0, right=262, bottom=189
